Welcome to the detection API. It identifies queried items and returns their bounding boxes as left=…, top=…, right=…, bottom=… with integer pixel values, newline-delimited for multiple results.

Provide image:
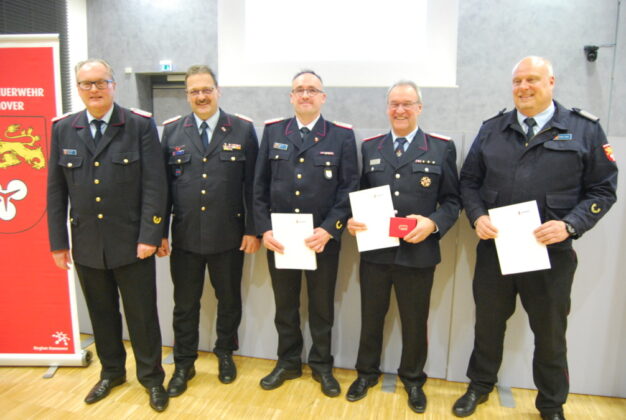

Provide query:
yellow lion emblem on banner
left=0, top=124, right=46, bottom=170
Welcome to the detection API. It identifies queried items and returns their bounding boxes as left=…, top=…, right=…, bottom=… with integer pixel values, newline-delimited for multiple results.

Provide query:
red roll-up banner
left=0, top=34, right=87, bottom=366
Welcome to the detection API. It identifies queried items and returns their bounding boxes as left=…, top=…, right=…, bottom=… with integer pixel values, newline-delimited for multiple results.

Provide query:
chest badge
left=420, top=176, right=432, bottom=187
left=325, top=169, right=333, bottom=180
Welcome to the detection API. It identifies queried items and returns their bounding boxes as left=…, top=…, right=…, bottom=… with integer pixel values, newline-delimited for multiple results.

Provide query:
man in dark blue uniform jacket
left=345, top=81, right=461, bottom=413
left=253, top=70, right=359, bottom=397
left=453, top=56, right=618, bottom=420
left=47, top=59, right=169, bottom=412
left=157, top=65, right=260, bottom=396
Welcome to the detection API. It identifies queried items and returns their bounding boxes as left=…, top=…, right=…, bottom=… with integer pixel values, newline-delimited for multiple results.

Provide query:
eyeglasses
left=77, top=80, right=114, bottom=90
left=292, top=88, right=323, bottom=97
left=186, top=87, right=216, bottom=97
left=388, top=101, right=419, bottom=110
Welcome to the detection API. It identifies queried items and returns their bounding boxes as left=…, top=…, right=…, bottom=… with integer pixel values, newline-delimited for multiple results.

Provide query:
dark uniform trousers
left=170, top=247, right=244, bottom=366
left=356, top=260, right=435, bottom=387
left=467, top=240, right=577, bottom=412
left=267, top=241, right=339, bottom=373
left=76, top=257, right=165, bottom=387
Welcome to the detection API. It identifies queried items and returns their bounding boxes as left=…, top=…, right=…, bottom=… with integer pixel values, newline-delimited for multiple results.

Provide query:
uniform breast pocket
left=58, top=155, right=84, bottom=185
left=314, top=155, right=339, bottom=181
left=220, top=151, right=246, bottom=163
left=168, top=153, right=191, bottom=180
left=412, top=163, right=441, bottom=190
left=542, top=140, right=583, bottom=174
left=270, top=149, right=291, bottom=180
left=112, top=151, right=140, bottom=183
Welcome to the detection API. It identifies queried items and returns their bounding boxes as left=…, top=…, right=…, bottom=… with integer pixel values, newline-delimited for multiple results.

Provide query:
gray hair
left=387, top=80, right=422, bottom=104
left=74, top=58, right=115, bottom=81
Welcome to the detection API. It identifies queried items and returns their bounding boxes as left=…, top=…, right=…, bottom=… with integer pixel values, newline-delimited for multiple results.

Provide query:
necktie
left=524, top=117, right=537, bottom=141
left=200, top=121, right=210, bottom=150
left=395, top=137, right=407, bottom=159
left=92, top=120, right=104, bottom=144
left=300, top=126, right=310, bottom=141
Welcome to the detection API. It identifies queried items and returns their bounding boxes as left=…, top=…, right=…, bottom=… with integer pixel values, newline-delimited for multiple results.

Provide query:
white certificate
left=349, top=185, right=400, bottom=252
left=488, top=200, right=551, bottom=275
left=271, top=213, right=317, bottom=270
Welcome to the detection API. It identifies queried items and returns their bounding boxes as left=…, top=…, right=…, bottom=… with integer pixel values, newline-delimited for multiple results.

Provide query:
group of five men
left=47, top=57, right=617, bottom=419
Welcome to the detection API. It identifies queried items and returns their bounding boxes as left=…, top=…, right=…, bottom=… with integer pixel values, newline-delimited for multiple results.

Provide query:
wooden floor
left=1, top=339, right=624, bottom=419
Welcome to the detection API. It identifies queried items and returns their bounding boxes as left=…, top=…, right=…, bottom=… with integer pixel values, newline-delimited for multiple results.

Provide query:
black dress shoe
left=346, top=376, right=378, bottom=402
left=167, top=366, right=196, bottom=397
left=147, top=385, right=169, bottom=412
left=541, top=412, right=565, bottom=420
left=452, top=388, right=489, bottom=417
left=84, top=376, right=126, bottom=404
left=406, top=385, right=427, bottom=413
left=312, top=371, right=341, bottom=397
left=218, top=353, right=237, bottom=384
left=260, top=366, right=302, bottom=390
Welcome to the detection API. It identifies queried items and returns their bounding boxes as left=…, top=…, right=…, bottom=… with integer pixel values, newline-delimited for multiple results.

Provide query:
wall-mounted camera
left=584, top=45, right=599, bottom=62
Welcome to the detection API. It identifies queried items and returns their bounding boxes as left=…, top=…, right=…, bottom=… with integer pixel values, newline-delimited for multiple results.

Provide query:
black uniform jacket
left=359, top=130, right=461, bottom=268
left=47, top=104, right=167, bottom=269
left=253, top=116, right=359, bottom=244
left=460, top=101, right=618, bottom=249
left=161, top=110, right=258, bottom=255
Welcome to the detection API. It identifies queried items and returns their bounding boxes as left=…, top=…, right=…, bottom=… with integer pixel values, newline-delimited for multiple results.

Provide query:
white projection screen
left=218, top=0, right=459, bottom=87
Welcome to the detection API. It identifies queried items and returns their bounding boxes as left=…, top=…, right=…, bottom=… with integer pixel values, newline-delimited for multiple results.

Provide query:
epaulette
left=482, top=108, right=507, bottom=124
left=332, top=120, right=353, bottom=129
left=362, top=133, right=385, bottom=142
left=429, top=132, right=451, bottom=141
left=264, top=117, right=285, bottom=125
left=52, top=112, right=72, bottom=123
left=131, top=107, right=152, bottom=118
left=572, top=107, right=599, bottom=122
left=235, top=113, right=254, bottom=123
left=162, top=115, right=181, bottom=125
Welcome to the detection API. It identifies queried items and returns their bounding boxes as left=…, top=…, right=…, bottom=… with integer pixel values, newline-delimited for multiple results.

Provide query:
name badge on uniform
left=369, top=158, right=381, bottom=165
left=273, top=142, right=288, bottom=150
left=554, top=133, right=573, bottom=141
left=63, top=149, right=77, bottom=155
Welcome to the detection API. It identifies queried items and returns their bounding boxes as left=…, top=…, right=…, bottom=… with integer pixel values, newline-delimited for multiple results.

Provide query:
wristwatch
left=564, top=222, right=577, bottom=237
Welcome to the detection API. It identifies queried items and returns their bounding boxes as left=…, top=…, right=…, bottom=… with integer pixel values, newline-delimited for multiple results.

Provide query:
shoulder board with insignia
left=482, top=108, right=507, bottom=124
left=162, top=115, right=182, bottom=125
left=332, top=120, right=353, bottom=129
left=131, top=107, right=152, bottom=118
left=264, top=117, right=285, bottom=125
left=362, top=133, right=385, bottom=142
left=572, top=107, right=599, bottom=122
left=429, top=132, right=451, bottom=141
left=235, top=113, right=254, bottom=123
left=52, top=112, right=72, bottom=123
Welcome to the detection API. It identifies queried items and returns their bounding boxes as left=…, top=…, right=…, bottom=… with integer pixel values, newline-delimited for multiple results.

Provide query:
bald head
left=511, top=56, right=555, bottom=117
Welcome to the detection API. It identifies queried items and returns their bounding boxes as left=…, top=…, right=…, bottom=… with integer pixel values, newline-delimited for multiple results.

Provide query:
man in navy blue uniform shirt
left=47, top=59, right=169, bottom=412
left=158, top=65, right=260, bottom=396
left=345, top=81, right=461, bottom=413
left=253, top=70, right=359, bottom=397
left=453, top=56, right=618, bottom=420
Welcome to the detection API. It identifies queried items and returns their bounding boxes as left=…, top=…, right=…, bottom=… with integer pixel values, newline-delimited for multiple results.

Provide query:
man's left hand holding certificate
left=270, top=213, right=317, bottom=270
